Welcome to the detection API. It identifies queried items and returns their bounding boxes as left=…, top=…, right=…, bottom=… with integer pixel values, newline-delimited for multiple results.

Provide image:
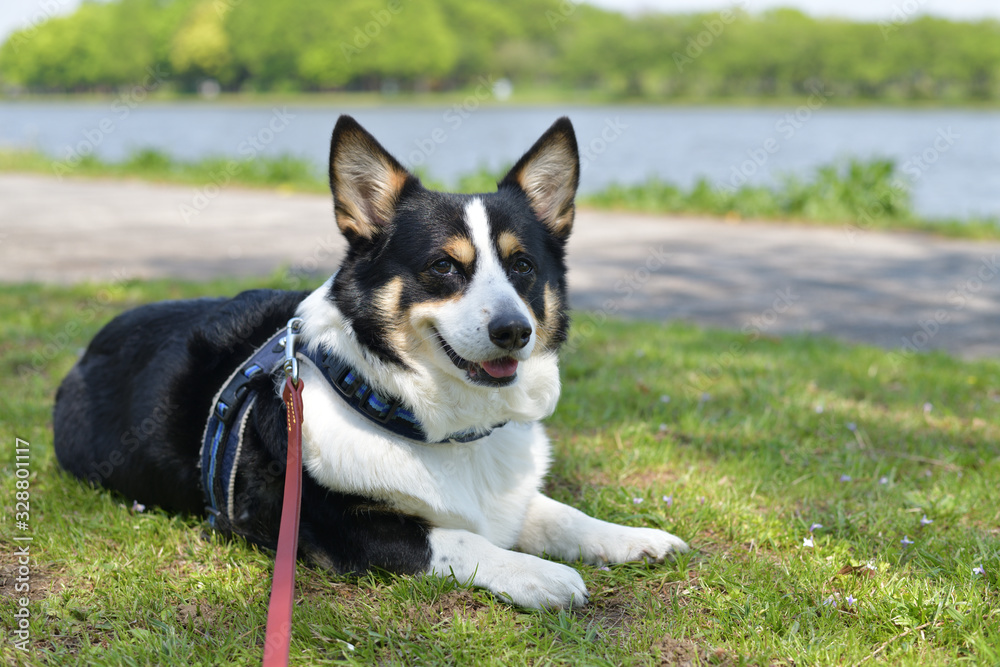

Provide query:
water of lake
left=1, top=102, right=997, bottom=220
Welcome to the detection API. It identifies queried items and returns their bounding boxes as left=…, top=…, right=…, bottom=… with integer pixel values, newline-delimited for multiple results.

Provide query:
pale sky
left=592, top=0, right=1000, bottom=21
left=1, top=0, right=998, bottom=40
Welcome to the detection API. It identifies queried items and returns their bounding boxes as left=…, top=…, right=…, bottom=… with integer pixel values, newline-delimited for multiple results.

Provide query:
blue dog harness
left=199, top=325, right=501, bottom=526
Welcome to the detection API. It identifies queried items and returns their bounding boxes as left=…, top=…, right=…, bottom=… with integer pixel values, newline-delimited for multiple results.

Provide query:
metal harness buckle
left=282, top=317, right=304, bottom=386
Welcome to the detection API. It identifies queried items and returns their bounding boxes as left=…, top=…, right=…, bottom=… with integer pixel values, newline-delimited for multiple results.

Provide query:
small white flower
left=973, top=566, right=985, bottom=576
left=879, top=476, right=889, bottom=485
left=803, top=537, right=814, bottom=548
left=660, top=395, right=671, bottom=403
left=901, top=535, right=915, bottom=546
left=815, top=405, right=824, bottom=414
left=920, top=515, right=933, bottom=526
left=662, top=495, right=673, bottom=507
left=632, top=497, right=643, bottom=505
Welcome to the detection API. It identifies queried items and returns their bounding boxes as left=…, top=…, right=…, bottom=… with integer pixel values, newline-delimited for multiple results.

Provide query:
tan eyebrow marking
left=442, top=236, right=475, bottom=266
left=497, top=230, right=524, bottom=259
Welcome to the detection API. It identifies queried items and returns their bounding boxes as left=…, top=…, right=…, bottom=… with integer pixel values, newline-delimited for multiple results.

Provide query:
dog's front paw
left=429, top=528, right=589, bottom=610
left=489, top=553, right=589, bottom=610
left=582, top=525, right=689, bottom=565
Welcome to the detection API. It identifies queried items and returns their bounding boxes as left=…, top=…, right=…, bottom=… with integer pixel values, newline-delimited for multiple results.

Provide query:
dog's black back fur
left=53, top=288, right=432, bottom=573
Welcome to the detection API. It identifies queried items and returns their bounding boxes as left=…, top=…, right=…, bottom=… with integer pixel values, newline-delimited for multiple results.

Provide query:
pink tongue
left=480, top=358, right=519, bottom=378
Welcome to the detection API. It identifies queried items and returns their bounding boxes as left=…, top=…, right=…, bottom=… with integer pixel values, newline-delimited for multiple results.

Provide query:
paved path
left=2, top=173, right=998, bottom=358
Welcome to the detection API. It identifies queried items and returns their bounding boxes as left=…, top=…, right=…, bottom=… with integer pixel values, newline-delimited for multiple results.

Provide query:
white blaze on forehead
left=462, top=196, right=529, bottom=319
left=464, top=198, right=503, bottom=279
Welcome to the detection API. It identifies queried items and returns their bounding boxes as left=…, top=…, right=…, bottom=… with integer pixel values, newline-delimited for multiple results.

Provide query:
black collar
left=201, top=327, right=503, bottom=524
left=313, top=349, right=504, bottom=444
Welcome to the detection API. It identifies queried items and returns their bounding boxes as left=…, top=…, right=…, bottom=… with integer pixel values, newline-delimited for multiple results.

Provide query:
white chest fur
left=296, top=358, right=553, bottom=548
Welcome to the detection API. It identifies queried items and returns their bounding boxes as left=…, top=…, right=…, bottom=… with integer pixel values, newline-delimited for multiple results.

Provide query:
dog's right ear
left=499, top=117, right=579, bottom=240
left=329, top=115, right=415, bottom=244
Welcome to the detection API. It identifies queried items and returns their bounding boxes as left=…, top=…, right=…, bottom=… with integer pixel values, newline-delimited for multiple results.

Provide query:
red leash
left=262, top=374, right=304, bottom=667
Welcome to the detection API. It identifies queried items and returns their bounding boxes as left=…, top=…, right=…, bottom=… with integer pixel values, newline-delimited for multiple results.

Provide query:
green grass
left=0, top=147, right=328, bottom=194
left=1, top=276, right=998, bottom=665
left=2, top=147, right=999, bottom=240
left=582, top=159, right=1000, bottom=240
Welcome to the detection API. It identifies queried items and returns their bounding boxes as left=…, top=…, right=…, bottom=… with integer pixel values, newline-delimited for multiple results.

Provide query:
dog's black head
left=325, top=115, right=579, bottom=390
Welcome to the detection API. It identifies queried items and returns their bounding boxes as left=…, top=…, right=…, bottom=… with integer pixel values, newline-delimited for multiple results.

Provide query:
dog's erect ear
left=499, top=117, right=580, bottom=239
left=329, top=115, right=415, bottom=243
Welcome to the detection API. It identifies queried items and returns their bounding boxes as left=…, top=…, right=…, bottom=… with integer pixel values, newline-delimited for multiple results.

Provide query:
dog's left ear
left=329, top=115, right=415, bottom=244
left=499, top=117, right=580, bottom=239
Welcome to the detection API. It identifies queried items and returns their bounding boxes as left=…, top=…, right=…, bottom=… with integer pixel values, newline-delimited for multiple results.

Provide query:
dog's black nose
left=488, top=315, right=532, bottom=351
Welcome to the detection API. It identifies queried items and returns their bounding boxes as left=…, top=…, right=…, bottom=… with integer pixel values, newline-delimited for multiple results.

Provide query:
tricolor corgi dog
left=53, top=115, right=688, bottom=609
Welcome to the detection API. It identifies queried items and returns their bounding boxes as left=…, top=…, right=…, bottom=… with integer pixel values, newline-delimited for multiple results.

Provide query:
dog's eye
left=511, top=258, right=534, bottom=275
left=430, top=259, right=457, bottom=276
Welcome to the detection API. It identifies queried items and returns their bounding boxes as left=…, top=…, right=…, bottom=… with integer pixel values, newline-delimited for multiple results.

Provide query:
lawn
left=1, top=276, right=998, bottom=666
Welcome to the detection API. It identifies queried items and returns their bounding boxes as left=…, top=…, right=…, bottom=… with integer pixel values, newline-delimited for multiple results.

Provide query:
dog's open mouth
left=434, top=330, right=518, bottom=387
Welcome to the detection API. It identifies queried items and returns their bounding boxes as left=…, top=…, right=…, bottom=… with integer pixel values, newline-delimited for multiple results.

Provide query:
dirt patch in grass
left=433, top=589, right=490, bottom=616
left=0, top=560, right=66, bottom=602
left=176, top=602, right=224, bottom=630
left=652, top=635, right=732, bottom=666
left=407, top=589, right=491, bottom=625
left=561, top=463, right=683, bottom=495
left=296, top=568, right=356, bottom=600
left=583, top=584, right=731, bottom=665
left=621, top=466, right=684, bottom=490
left=581, top=592, right=642, bottom=642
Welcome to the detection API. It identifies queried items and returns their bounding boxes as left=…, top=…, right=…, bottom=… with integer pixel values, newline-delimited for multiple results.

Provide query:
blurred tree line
left=1, top=0, right=998, bottom=101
